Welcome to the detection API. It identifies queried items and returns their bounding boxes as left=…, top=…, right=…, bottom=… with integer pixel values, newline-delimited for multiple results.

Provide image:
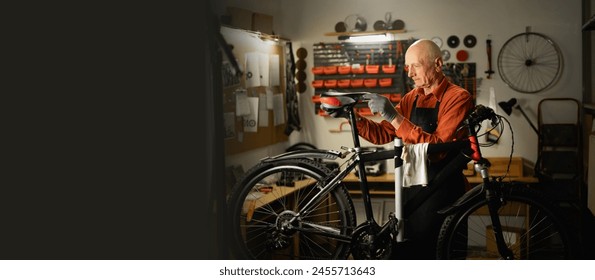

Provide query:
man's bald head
left=406, top=39, right=442, bottom=65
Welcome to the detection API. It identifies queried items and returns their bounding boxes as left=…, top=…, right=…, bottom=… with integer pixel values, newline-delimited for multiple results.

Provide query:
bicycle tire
left=437, top=184, right=577, bottom=259
left=227, top=158, right=356, bottom=259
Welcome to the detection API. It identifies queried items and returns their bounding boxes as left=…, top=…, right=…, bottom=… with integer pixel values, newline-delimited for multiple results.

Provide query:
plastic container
left=338, top=79, right=351, bottom=88
left=365, top=65, right=379, bottom=74
left=379, top=78, right=393, bottom=87
left=351, top=64, right=365, bottom=74
left=364, top=78, right=378, bottom=88
left=351, top=79, right=364, bottom=88
left=338, top=65, right=352, bottom=75
left=311, top=66, right=324, bottom=75
left=323, top=66, right=337, bottom=75
left=382, top=65, right=396, bottom=74
left=312, top=80, right=324, bottom=88
left=324, top=79, right=337, bottom=88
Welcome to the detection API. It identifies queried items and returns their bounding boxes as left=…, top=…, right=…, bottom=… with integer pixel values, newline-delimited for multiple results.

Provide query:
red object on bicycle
left=319, top=97, right=341, bottom=108
left=469, top=135, right=482, bottom=161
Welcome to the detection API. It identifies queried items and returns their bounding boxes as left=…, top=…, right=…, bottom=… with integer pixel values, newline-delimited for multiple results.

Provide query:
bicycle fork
left=476, top=160, right=515, bottom=259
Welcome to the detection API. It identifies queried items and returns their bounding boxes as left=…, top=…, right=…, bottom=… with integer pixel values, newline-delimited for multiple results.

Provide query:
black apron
left=395, top=92, right=466, bottom=260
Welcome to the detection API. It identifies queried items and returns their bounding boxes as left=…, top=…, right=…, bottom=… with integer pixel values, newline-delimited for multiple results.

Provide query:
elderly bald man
left=355, top=39, right=474, bottom=259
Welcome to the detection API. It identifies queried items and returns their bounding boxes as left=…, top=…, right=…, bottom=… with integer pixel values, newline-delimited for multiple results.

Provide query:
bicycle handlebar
left=464, top=104, right=497, bottom=127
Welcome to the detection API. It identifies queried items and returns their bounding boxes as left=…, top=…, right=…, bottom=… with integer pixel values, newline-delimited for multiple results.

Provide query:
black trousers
left=393, top=170, right=466, bottom=260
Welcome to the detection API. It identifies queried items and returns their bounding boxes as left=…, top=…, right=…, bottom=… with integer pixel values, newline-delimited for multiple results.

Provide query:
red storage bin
left=338, top=79, right=351, bottom=88
left=364, top=78, right=378, bottom=88
left=338, top=65, right=351, bottom=74
left=351, top=65, right=365, bottom=74
left=324, top=79, right=337, bottom=88
left=351, top=79, right=364, bottom=88
left=382, top=65, right=396, bottom=74
left=379, top=78, right=393, bottom=87
left=323, top=66, right=337, bottom=75
left=312, top=80, right=324, bottom=88
left=311, top=66, right=324, bottom=75
left=365, top=65, right=379, bottom=74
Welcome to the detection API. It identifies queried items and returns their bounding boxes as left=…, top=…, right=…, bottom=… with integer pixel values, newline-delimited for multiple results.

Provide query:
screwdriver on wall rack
left=388, top=44, right=393, bottom=66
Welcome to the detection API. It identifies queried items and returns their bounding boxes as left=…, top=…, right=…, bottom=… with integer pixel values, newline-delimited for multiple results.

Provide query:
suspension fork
left=470, top=133, right=514, bottom=259
left=484, top=183, right=514, bottom=259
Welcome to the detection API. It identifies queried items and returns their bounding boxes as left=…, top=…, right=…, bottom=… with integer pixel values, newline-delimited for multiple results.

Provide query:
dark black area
left=1, top=3, right=222, bottom=259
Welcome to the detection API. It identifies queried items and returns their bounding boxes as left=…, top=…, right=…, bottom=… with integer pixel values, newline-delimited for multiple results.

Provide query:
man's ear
left=435, top=57, right=443, bottom=68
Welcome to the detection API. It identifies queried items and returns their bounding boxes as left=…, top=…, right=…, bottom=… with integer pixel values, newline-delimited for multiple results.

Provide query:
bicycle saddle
left=320, top=91, right=372, bottom=113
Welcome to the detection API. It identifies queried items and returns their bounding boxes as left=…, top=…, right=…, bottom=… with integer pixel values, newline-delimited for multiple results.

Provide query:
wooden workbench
left=343, top=172, right=539, bottom=195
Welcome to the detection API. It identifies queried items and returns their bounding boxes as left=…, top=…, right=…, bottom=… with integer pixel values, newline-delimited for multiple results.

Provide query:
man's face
left=405, top=48, right=439, bottom=89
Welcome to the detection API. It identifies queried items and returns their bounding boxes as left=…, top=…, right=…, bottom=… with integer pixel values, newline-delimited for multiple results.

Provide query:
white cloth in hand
left=401, top=143, right=429, bottom=187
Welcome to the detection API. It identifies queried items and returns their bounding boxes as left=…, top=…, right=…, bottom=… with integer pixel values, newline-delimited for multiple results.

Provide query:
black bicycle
left=226, top=91, right=578, bottom=260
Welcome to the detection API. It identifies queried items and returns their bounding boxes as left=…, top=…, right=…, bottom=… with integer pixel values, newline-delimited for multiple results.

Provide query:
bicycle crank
left=350, top=223, right=393, bottom=259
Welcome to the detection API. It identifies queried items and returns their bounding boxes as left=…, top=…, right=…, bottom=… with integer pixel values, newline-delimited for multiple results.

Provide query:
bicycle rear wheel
left=227, top=158, right=356, bottom=259
left=437, top=184, right=577, bottom=259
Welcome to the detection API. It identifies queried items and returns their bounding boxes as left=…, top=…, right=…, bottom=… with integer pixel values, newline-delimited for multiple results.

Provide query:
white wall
left=217, top=0, right=583, bottom=174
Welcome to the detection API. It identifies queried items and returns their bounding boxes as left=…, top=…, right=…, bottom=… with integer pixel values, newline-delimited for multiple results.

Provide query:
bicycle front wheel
left=227, top=158, right=356, bottom=259
left=437, top=184, right=577, bottom=259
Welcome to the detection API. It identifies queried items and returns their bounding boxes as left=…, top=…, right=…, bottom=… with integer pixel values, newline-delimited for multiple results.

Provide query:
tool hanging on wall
left=284, top=42, right=301, bottom=136
left=388, top=43, right=393, bottom=66
left=485, top=37, right=495, bottom=79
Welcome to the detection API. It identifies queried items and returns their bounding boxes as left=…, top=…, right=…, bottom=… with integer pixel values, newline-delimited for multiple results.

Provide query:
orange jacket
left=356, top=78, right=474, bottom=146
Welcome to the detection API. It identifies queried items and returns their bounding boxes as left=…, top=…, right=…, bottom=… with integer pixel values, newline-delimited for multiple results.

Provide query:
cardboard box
left=227, top=7, right=253, bottom=30
left=252, top=13, right=273, bottom=34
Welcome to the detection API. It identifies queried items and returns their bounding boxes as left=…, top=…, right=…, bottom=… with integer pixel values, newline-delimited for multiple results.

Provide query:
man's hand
left=363, top=93, right=397, bottom=122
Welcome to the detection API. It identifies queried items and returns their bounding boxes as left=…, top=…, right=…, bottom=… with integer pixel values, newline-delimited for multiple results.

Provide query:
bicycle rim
left=228, top=159, right=355, bottom=259
left=497, top=32, right=562, bottom=93
left=437, top=186, right=575, bottom=259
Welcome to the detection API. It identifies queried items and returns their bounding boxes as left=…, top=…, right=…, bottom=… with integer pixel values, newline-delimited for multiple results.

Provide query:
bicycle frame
left=261, top=93, right=515, bottom=258
left=262, top=109, right=397, bottom=243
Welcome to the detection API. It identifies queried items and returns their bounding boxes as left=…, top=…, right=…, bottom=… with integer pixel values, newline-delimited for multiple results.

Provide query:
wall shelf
left=324, top=29, right=406, bottom=36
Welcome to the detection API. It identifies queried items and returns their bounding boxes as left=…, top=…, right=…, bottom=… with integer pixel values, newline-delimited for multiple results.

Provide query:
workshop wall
left=216, top=0, right=583, bottom=175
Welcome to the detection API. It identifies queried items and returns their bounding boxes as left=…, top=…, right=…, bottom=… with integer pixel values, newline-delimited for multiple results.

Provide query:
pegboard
left=311, top=40, right=415, bottom=116
left=310, top=39, right=477, bottom=116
